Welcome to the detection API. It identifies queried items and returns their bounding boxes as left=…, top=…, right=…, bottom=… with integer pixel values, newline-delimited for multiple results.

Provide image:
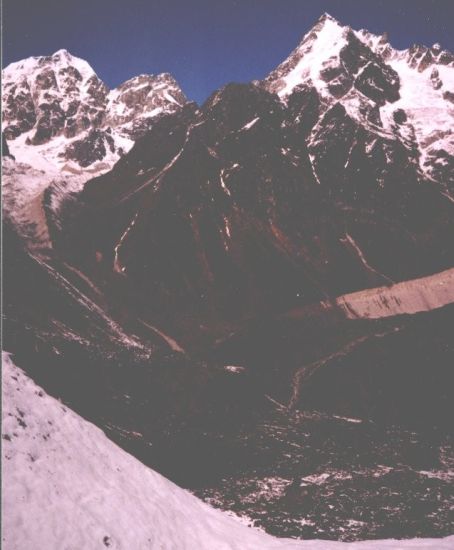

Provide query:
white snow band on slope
left=2, top=352, right=454, bottom=550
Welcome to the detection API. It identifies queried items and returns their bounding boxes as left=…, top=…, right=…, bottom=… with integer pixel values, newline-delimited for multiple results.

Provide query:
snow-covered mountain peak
left=263, top=15, right=398, bottom=102
left=262, top=15, right=454, bottom=186
left=2, top=50, right=188, bottom=173
left=264, top=22, right=345, bottom=98
left=2, top=49, right=106, bottom=150
left=49, top=48, right=82, bottom=66
left=350, top=30, right=454, bottom=181
left=299, top=12, right=347, bottom=57
left=51, top=49, right=97, bottom=79
left=2, top=48, right=97, bottom=85
left=106, top=71, right=187, bottom=137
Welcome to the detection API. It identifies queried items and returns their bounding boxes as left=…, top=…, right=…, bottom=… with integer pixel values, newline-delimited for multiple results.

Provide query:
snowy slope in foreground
left=2, top=352, right=453, bottom=550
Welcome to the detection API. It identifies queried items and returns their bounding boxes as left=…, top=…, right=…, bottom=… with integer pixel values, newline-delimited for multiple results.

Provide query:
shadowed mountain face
left=55, top=76, right=454, bottom=331
left=2, top=13, right=454, bottom=542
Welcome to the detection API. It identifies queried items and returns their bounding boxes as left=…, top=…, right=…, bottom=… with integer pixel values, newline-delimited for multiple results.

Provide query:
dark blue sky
left=3, top=0, right=454, bottom=104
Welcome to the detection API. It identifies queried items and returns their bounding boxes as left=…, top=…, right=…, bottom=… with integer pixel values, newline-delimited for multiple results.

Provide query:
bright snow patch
left=332, top=415, right=363, bottom=424
left=224, top=365, right=246, bottom=374
left=241, top=117, right=260, bottom=130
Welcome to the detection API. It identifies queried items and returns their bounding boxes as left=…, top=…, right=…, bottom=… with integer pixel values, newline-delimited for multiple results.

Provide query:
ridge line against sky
left=2, top=0, right=454, bottom=104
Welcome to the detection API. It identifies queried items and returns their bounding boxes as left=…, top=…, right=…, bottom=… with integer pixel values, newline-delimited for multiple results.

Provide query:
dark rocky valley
left=2, top=13, right=454, bottom=543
